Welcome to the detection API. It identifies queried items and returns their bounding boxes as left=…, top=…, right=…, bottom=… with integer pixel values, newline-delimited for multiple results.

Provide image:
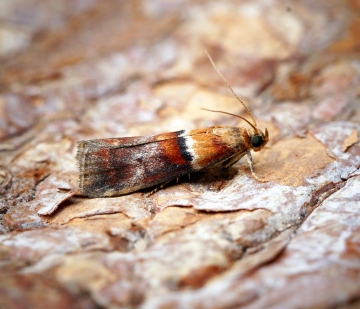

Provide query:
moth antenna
left=201, top=108, right=257, bottom=132
left=204, top=50, right=257, bottom=128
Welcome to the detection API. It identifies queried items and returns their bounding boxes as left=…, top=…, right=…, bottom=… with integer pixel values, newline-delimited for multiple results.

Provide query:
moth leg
left=146, top=179, right=173, bottom=197
left=246, top=152, right=266, bottom=182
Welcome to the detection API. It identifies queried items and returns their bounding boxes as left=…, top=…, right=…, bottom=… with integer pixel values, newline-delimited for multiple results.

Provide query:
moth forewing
left=76, top=126, right=257, bottom=197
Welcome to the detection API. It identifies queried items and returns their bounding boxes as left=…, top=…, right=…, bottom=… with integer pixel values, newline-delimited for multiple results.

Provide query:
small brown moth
left=76, top=52, right=269, bottom=197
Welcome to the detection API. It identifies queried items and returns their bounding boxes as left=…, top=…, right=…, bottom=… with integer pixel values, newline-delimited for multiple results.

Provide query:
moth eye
left=251, top=135, right=263, bottom=147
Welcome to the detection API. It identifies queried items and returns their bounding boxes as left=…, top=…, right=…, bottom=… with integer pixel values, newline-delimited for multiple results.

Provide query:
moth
left=76, top=52, right=269, bottom=197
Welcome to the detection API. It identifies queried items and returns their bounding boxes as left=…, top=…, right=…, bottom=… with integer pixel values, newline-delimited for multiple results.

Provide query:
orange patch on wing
left=157, top=132, right=188, bottom=165
left=190, top=129, right=235, bottom=168
left=189, top=127, right=250, bottom=169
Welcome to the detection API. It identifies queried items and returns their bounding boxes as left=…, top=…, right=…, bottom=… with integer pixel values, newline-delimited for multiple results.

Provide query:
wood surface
left=1, top=1, right=359, bottom=308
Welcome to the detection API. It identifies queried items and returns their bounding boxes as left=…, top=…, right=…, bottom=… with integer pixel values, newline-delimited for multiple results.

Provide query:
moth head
left=203, top=51, right=270, bottom=154
left=250, top=128, right=269, bottom=152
